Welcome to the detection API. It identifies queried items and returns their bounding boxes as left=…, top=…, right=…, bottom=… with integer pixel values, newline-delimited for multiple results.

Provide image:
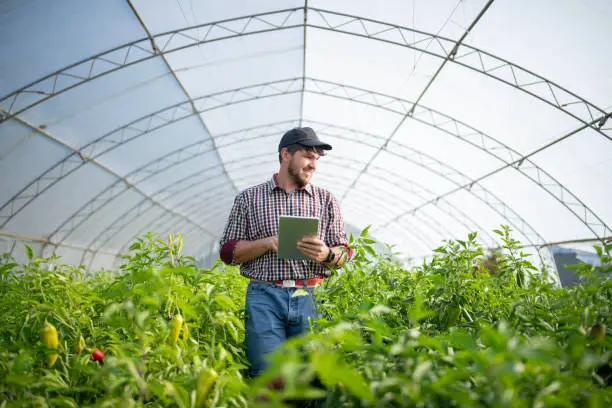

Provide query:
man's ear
left=281, top=147, right=290, bottom=162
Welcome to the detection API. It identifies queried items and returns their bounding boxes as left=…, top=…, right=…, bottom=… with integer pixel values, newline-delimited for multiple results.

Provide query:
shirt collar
left=270, top=173, right=313, bottom=195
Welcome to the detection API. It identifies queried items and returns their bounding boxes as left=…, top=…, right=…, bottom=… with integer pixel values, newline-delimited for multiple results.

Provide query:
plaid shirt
left=219, top=174, right=349, bottom=281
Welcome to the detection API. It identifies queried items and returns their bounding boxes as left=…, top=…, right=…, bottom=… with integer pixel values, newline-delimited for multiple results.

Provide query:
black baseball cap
left=278, top=127, right=332, bottom=152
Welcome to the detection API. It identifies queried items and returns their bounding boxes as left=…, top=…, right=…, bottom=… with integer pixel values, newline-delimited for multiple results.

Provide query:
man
left=219, top=126, right=352, bottom=377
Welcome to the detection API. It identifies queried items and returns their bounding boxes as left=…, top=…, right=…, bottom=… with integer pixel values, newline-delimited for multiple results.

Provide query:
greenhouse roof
left=1, top=0, right=610, bottom=270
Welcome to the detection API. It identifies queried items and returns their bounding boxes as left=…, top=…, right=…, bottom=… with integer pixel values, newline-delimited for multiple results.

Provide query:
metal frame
left=0, top=79, right=303, bottom=229
left=48, top=117, right=517, bottom=262
left=126, top=0, right=237, bottom=195
left=299, top=0, right=308, bottom=127
left=103, top=168, right=445, bottom=269
left=79, top=158, right=432, bottom=266
left=11, top=77, right=605, bottom=259
left=1, top=6, right=609, bottom=266
left=89, top=149, right=487, bottom=268
left=79, top=121, right=542, bottom=266
left=1, top=7, right=609, bottom=141
left=0, top=114, right=214, bottom=241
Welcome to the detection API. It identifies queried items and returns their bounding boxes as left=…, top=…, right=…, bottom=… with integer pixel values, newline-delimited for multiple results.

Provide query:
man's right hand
left=267, top=235, right=278, bottom=253
left=234, top=235, right=278, bottom=264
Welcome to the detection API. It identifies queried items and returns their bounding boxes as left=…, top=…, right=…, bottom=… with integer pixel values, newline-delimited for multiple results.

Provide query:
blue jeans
left=245, top=280, right=319, bottom=376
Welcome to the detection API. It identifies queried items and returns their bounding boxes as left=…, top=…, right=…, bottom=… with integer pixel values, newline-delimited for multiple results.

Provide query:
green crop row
left=0, top=227, right=610, bottom=407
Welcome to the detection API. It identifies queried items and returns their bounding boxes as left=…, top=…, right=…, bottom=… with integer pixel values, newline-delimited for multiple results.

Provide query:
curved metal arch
left=4, top=77, right=607, bottom=242
left=126, top=169, right=441, bottom=264
left=92, top=148, right=488, bottom=268
left=125, top=0, right=238, bottom=196
left=12, top=77, right=608, bottom=249
left=90, top=134, right=527, bottom=266
left=309, top=128, right=499, bottom=245
left=301, top=79, right=610, bottom=241
left=0, top=79, right=303, bottom=228
left=170, top=139, right=545, bottom=254
left=32, top=104, right=479, bottom=254
left=305, top=8, right=611, bottom=140
left=1, top=7, right=609, bottom=142
left=86, top=158, right=434, bottom=265
left=186, top=157, right=479, bottom=249
left=0, top=115, right=214, bottom=243
left=0, top=8, right=304, bottom=118
left=375, top=111, right=612, bottom=240
left=52, top=117, right=541, bottom=263
left=90, top=168, right=427, bottom=269
left=64, top=118, right=520, bottom=262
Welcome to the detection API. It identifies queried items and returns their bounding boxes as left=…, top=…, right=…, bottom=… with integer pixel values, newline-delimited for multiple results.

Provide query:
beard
left=288, top=158, right=312, bottom=187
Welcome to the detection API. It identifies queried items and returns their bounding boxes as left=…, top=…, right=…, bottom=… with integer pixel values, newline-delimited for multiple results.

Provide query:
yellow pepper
left=196, top=367, right=218, bottom=407
left=40, top=321, right=59, bottom=368
left=170, top=314, right=184, bottom=342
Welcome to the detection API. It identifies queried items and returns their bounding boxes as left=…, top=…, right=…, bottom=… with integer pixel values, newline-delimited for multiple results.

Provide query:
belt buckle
left=282, top=280, right=296, bottom=288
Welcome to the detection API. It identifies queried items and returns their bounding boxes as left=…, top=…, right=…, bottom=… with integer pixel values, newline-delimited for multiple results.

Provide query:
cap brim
left=297, top=139, right=332, bottom=150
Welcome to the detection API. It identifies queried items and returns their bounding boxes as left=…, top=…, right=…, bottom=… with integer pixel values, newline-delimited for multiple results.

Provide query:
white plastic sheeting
left=0, top=0, right=610, bottom=270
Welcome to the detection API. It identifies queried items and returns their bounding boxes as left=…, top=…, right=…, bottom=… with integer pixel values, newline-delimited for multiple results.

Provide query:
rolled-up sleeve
left=325, top=194, right=353, bottom=259
left=219, top=193, right=249, bottom=265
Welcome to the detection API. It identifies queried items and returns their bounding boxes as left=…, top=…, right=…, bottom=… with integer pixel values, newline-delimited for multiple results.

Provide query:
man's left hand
left=297, top=236, right=329, bottom=263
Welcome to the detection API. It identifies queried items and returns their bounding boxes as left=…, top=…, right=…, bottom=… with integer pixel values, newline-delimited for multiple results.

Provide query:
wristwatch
left=325, top=247, right=335, bottom=263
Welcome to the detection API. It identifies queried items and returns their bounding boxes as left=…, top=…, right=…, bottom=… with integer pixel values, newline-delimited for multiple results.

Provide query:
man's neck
left=276, top=169, right=301, bottom=193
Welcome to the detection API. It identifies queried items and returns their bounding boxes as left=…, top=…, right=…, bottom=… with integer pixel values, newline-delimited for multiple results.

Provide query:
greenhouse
left=1, top=1, right=610, bottom=407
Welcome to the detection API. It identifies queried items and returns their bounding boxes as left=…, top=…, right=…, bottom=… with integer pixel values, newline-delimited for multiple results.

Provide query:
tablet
left=277, top=215, right=320, bottom=260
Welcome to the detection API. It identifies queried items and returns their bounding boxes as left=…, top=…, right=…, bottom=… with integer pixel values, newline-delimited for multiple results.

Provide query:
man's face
left=287, top=148, right=320, bottom=187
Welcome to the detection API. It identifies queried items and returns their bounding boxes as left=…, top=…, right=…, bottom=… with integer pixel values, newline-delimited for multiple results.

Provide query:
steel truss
left=1, top=8, right=609, bottom=142
left=8, top=78, right=607, bottom=260
left=76, top=153, right=461, bottom=267
left=126, top=0, right=237, bottom=195
left=1, top=7, right=609, bottom=262
left=101, top=166, right=462, bottom=270
left=1, top=115, right=215, bottom=242
left=76, top=118, right=544, bottom=267
left=46, top=113, right=514, bottom=263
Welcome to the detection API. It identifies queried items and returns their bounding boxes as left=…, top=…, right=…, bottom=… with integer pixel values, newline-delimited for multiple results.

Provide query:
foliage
left=0, top=227, right=610, bottom=407
left=0, top=233, right=248, bottom=407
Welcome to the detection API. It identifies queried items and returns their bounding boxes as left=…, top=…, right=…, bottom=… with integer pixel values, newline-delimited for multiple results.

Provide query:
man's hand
left=297, top=236, right=329, bottom=262
left=234, top=235, right=277, bottom=264
left=267, top=235, right=278, bottom=253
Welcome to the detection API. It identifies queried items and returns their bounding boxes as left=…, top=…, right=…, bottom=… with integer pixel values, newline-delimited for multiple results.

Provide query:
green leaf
left=25, top=244, right=33, bottom=260
left=312, top=350, right=374, bottom=402
left=48, top=396, right=79, bottom=408
left=214, top=294, right=237, bottom=310
left=369, top=304, right=393, bottom=315
left=413, top=360, right=433, bottom=381
left=364, top=245, right=377, bottom=257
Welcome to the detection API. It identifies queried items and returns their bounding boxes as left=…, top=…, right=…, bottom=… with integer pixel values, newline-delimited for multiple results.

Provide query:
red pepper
left=91, top=348, right=105, bottom=364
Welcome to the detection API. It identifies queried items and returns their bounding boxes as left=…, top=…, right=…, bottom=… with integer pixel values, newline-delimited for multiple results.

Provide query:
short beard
left=288, top=159, right=308, bottom=187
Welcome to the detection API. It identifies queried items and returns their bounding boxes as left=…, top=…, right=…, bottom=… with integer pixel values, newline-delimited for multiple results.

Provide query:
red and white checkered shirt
left=219, top=174, right=350, bottom=281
